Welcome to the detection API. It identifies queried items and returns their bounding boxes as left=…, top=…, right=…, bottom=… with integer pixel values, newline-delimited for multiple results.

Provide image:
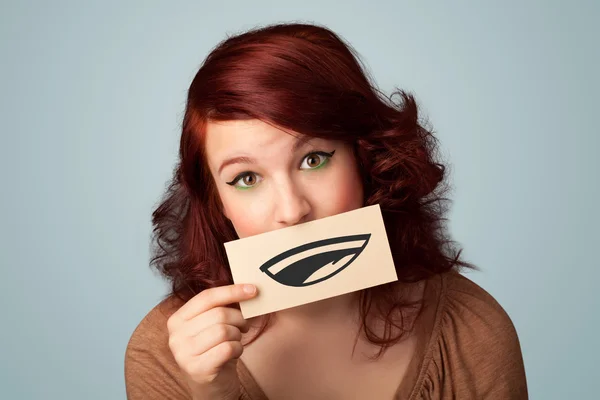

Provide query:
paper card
left=224, top=204, right=398, bottom=318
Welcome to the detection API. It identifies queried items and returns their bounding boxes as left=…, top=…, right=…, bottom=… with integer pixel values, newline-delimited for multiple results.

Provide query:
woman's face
left=204, top=119, right=364, bottom=238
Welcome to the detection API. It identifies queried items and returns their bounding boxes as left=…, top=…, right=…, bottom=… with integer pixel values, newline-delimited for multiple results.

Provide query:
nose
left=274, top=180, right=311, bottom=227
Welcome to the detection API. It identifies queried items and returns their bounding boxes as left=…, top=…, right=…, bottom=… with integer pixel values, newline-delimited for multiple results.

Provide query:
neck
left=272, top=291, right=361, bottom=327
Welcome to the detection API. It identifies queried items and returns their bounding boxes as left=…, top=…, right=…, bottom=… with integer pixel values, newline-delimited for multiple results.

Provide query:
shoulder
left=125, top=295, right=191, bottom=400
left=126, top=295, right=183, bottom=347
left=415, top=271, right=528, bottom=399
left=443, top=270, right=517, bottom=332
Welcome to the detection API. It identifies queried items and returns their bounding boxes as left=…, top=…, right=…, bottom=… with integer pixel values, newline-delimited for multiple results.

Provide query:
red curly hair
left=150, top=22, right=477, bottom=358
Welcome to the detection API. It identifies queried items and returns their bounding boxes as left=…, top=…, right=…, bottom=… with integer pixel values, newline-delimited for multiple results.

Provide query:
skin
left=204, top=118, right=365, bottom=237
left=168, top=118, right=426, bottom=399
left=168, top=119, right=367, bottom=399
left=200, top=120, right=424, bottom=400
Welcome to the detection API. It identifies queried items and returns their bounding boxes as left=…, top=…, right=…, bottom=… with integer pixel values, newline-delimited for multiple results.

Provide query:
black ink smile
left=259, top=234, right=371, bottom=287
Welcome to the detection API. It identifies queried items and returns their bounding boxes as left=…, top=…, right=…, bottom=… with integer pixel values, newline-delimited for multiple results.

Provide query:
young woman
left=125, top=22, right=528, bottom=399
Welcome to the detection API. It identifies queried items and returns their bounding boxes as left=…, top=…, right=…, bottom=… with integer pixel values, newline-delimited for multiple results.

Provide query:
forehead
left=204, top=119, right=303, bottom=155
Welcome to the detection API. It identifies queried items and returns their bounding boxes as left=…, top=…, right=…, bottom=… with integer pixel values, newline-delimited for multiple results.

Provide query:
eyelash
left=225, top=150, right=336, bottom=189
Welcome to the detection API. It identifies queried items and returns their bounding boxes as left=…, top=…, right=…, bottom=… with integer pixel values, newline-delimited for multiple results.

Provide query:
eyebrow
left=217, top=137, right=315, bottom=175
left=218, top=155, right=256, bottom=175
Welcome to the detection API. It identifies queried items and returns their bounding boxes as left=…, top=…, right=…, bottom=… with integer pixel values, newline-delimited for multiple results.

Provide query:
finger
left=192, top=341, right=244, bottom=375
left=177, top=284, right=257, bottom=322
left=182, top=307, right=249, bottom=337
left=190, top=324, right=243, bottom=357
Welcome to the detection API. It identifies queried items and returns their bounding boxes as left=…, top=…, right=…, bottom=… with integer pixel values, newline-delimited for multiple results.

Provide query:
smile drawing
left=259, top=234, right=371, bottom=287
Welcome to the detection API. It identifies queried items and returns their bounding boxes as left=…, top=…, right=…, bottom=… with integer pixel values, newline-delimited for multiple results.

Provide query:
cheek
left=314, top=162, right=364, bottom=215
left=330, top=181, right=363, bottom=211
left=221, top=192, right=270, bottom=238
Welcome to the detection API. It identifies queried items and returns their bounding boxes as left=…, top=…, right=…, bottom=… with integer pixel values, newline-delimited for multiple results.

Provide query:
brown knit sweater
left=125, top=271, right=528, bottom=399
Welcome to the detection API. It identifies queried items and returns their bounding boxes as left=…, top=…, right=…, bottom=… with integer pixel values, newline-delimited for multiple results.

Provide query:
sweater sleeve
left=418, top=273, right=528, bottom=399
left=124, top=298, right=192, bottom=400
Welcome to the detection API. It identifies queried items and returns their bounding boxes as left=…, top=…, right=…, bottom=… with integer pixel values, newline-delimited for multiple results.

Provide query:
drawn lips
left=259, top=234, right=371, bottom=287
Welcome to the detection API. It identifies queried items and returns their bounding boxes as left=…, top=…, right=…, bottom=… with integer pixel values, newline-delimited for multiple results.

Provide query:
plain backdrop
left=1, top=1, right=598, bottom=399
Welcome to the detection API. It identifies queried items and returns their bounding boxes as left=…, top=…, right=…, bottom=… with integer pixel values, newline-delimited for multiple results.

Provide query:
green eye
left=300, top=150, right=335, bottom=170
left=225, top=150, right=335, bottom=190
left=226, top=172, right=262, bottom=189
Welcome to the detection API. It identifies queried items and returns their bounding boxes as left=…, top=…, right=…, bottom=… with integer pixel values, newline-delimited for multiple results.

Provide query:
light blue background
left=1, top=1, right=598, bottom=398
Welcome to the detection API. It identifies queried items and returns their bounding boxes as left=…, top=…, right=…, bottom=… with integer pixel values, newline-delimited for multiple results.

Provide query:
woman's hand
left=167, top=284, right=258, bottom=400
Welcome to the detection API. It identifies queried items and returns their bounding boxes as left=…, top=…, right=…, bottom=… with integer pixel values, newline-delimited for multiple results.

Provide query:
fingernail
left=243, top=284, right=256, bottom=294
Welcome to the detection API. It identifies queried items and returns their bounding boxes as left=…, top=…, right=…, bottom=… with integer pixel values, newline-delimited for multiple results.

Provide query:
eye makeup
left=225, top=149, right=336, bottom=190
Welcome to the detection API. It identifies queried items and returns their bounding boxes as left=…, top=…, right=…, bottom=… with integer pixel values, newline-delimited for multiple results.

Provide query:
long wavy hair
left=151, top=22, right=477, bottom=358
